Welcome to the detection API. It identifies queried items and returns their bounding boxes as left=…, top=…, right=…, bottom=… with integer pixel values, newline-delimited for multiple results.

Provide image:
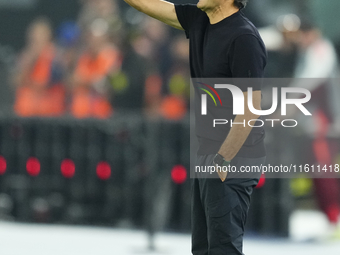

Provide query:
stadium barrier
left=0, top=114, right=290, bottom=236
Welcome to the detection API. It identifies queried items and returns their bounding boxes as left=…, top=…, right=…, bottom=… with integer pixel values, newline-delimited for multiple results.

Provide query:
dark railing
left=0, top=114, right=291, bottom=237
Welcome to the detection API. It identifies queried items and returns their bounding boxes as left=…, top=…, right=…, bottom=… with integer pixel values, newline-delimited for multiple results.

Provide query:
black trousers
left=192, top=155, right=266, bottom=255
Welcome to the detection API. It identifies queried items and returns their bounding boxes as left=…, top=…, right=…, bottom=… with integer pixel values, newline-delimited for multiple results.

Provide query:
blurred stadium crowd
left=9, top=0, right=190, bottom=120
left=1, top=0, right=340, bottom=123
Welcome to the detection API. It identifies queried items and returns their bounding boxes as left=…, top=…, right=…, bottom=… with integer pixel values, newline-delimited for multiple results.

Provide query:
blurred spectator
left=131, top=18, right=168, bottom=119
left=141, top=17, right=172, bottom=83
left=287, top=15, right=340, bottom=238
left=55, top=21, right=81, bottom=78
left=289, top=16, right=339, bottom=138
left=70, top=19, right=121, bottom=119
left=160, top=35, right=190, bottom=120
left=13, top=17, right=65, bottom=117
left=78, top=0, right=123, bottom=46
left=259, top=14, right=299, bottom=78
left=109, top=35, right=148, bottom=111
left=137, top=18, right=190, bottom=120
left=293, top=18, right=338, bottom=79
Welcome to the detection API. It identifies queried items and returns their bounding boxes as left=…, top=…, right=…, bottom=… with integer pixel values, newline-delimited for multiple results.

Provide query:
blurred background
left=0, top=0, right=340, bottom=254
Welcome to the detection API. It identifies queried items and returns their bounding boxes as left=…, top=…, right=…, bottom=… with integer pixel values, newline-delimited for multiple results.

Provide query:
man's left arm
left=215, top=33, right=267, bottom=181
left=217, top=90, right=262, bottom=181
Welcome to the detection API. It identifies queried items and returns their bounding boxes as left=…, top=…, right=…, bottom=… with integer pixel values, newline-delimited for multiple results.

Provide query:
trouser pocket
left=207, top=194, right=244, bottom=244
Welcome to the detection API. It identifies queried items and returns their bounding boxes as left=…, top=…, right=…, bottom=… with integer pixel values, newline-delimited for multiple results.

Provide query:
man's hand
left=213, top=154, right=231, bottom=182
left=124, top=0, right=183, bottom=30
left=216, top=164, right=228, bottom=182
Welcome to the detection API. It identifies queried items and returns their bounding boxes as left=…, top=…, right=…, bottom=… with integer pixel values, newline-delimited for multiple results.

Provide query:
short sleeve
left=229, top=34, right=267, bottom=91
left=175, top=4, right=200, bottom=39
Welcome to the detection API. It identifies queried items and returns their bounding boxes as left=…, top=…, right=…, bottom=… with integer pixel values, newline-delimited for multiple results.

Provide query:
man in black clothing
left=124, top=0, right=266, bottom=254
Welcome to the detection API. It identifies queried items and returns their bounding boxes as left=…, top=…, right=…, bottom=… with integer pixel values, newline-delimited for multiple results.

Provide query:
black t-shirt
left=175, top=4, right=267, bottom=157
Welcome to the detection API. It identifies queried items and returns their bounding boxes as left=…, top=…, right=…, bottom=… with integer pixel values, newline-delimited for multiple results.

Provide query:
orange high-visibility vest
left=71, top=46, right=121, bottom=119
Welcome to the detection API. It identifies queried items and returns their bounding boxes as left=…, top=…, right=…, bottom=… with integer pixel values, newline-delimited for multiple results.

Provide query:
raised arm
left=124, top=0, right=183, bottom=30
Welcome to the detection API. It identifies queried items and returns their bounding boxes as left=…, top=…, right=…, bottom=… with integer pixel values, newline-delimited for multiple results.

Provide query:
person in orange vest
left=160, top=35, right=190, bottom=120
left=70, top=19, right=121, bottom=119
left=13, top=17, right=65, bottom=117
